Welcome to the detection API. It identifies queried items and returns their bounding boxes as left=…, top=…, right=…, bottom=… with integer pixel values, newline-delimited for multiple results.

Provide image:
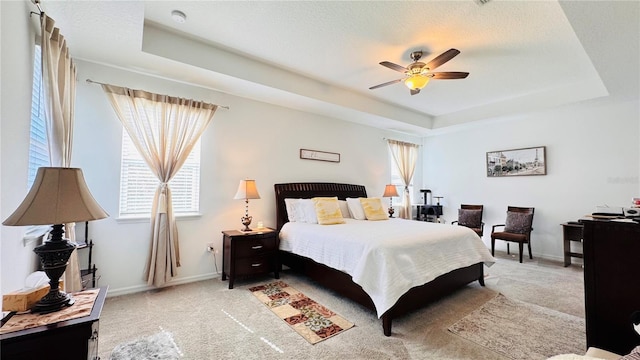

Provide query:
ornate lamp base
left=32, top=224, right=75, bottom=314
left=388, top=206, right=395, bottom=218
left=241, top=215, right=253, bottom=232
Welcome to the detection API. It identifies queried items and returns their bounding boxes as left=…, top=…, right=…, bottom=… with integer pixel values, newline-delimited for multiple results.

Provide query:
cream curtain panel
left=387, top=139, right=420, bottom=219
left=101, top=85, right=218, bottom=287
left=40, top=14, right=82, bottom=292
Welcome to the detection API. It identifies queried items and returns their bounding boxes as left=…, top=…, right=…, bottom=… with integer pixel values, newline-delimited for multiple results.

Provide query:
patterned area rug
left=448, top=293, right=585, bottom=360
left=249, top=281, right=354, bottom=344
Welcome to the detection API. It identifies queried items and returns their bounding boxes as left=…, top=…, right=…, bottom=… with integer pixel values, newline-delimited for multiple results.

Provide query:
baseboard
left=105, top=272, right=220, bottom=297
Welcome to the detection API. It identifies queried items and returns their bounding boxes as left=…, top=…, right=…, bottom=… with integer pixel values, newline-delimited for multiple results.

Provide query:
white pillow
left=338, top=200, right=351, bottom=218
left=346, top=198, right=366, bottom=220
left=284, top=198, right=298, bottom=222
left=298, top=199, right=318, bottom=224
left=293, top=200, right=307, bottom=223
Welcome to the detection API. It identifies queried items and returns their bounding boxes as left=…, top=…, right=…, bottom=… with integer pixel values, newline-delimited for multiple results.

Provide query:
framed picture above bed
left=486, top=146, right=546, bottom=177
left=300, top=149, right=340, bottom=163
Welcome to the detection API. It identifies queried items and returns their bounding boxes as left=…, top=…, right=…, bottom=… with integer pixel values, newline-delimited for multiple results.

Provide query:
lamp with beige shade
left=2, top=167, right=108, bottom=313
left=382, top=184, right=399, bottom=218
left=234, top=179, right=261, bottom=232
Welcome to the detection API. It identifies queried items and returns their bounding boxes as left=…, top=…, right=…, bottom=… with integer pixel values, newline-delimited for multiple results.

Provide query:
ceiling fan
left=369, top=48, right=469, bottom=95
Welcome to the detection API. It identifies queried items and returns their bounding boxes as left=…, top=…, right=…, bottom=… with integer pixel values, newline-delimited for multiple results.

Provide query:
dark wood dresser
left=0, top=286, right=107, bottom=360
left=582, top=219, right=640, bottom=355
left=222, top=228, right=279, bottom=289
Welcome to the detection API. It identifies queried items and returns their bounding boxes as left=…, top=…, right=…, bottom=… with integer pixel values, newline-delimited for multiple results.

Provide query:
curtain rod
left=383, top=137, right=421, bottom=146
left=29, top=0, right=44, bottom=18
left=86, top=79, right=230, bottom=110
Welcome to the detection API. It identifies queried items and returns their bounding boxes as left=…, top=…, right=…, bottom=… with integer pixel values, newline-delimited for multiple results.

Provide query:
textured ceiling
left=40, top=0, right=638, bottom=136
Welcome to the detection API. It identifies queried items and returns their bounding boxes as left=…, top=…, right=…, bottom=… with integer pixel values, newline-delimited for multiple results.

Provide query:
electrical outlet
left=206, top=243, right=215, bottom=253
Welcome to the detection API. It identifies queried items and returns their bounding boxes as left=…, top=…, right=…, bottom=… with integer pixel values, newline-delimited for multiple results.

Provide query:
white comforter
left=279, top=218, right=495, bottom=318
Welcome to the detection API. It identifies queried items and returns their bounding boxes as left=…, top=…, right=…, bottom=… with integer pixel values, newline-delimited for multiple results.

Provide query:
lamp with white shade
left=233, top=179, right=261, bottom=232
left=2, top=167, right=108, bottom=313
left=382, top=184, right=399, bottom=218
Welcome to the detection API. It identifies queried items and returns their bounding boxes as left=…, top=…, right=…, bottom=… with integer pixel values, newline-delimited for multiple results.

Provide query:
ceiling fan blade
left=410, top=88, right=420, bottom=96
left=425, top=48, right=460, bottom=71
left=430, top=72, right=469, bottom=80
left=369, top=78, right=403, bottom=90
left=379, top=61, right=408, bottom=73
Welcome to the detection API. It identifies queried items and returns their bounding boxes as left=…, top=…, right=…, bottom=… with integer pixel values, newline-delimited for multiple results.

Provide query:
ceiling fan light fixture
left=404, top=74, right=429, bottom=90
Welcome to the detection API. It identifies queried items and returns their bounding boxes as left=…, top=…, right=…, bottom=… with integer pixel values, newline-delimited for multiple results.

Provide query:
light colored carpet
left=448, top=293, right=585, bottom=359
left=109, top=329, right=182, bottom=360
left=98, top=253, right=585, bottom=359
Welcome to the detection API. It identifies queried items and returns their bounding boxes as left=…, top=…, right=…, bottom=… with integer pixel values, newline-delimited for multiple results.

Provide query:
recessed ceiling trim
left=141, top=22, right=435, bottom=132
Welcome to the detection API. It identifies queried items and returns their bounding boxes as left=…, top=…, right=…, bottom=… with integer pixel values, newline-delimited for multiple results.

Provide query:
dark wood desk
left=0, top=287, right=107, bottom=360
left=561, top=222, right=584, bottom=267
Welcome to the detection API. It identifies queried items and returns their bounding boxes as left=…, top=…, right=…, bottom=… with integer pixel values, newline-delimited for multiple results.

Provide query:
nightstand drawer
left=234, top=237, right=277, bottom=257
left=234, top=255, right=275, bottom=276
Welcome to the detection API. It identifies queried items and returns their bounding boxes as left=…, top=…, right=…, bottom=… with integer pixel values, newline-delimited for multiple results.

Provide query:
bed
left=274, top=182, right=495, bottom=336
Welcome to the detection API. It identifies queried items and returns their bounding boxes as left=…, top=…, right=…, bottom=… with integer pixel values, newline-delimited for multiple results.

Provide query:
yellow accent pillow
left=360, top=197, right=389, bottom=221
left=312, top=197, right=346, bottom=225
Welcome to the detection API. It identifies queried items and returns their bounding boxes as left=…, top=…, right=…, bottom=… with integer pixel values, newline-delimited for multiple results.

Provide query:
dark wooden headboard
left=274, top=182, right=367, bottom=230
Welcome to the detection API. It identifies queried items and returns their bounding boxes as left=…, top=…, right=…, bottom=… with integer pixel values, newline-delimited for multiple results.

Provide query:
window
left=389, top=155, right=415, bottom=205
left=28, top=45, right=49, bottom=188
left=118, top=131, right=201, bottom=218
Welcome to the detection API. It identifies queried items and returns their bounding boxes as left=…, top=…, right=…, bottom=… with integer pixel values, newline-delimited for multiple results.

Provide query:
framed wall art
left=300, top=149, right=340, bottom=163
left=486, top=146, right=546, bottom=177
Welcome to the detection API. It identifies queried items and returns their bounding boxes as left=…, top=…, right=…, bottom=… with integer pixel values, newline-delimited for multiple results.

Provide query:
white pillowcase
left=338, top=200, right=351, bottom=218
left=298, top=199, right=318, bottom=224
left=284, top=198, right=299, bottom=222
left=346, top=197, right=366, bottom=220
left=285, top=198, right=352, bottom=222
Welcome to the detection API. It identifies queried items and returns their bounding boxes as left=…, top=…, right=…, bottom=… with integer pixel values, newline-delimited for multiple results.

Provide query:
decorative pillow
left=360, top=197, right=388, bottom=221
left=346, top=198, right=366, bottom=220
left=284, top=198, right=299, bottom=222
left=298, top=199, right=318, bottom=224
left=458, top=209, right=482, bottom=228
left=504, top=211, right=533, bottom=234
left=338, top=200, right=351, bottom=218
left=312, top=197, right=345, bottom=225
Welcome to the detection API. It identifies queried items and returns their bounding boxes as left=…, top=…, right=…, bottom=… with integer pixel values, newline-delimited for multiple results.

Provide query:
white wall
left=70, top=60, right=421, bottom=296
left=422, top=97, right=639, bottom=261
left=0, top=1, right=42, bottom=298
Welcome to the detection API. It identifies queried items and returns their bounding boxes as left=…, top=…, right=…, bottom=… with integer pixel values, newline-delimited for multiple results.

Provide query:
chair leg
left=528, top=242, right=532, bottom=259
left=491, top=238, right=495, bottom=256
left=507, top=243, right=510, bottom=255
left=519, top=242, right=524, bottom=263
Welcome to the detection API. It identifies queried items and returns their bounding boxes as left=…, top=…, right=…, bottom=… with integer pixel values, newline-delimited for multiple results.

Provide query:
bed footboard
left=281, top=250, right=484, bottom=336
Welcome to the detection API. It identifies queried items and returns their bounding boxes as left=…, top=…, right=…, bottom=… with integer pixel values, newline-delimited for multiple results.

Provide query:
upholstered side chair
left=452, top=204, right=484, bottom=237
left=491, top=206, right=535, bottom=263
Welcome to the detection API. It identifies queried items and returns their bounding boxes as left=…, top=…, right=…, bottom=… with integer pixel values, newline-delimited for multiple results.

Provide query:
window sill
left=116, top=213, right=202, bottom=224
left=22, top=225, right=50, bottom=245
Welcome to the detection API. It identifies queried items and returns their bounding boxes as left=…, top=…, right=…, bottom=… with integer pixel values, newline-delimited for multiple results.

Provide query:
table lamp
left=2, top=167, right=108, bottom=313
left=382, top=184, right=399, bottom=218
left=234, top=179, right=260, bottom=231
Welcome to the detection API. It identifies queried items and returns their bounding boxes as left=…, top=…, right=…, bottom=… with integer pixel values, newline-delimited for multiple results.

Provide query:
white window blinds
left=118, top=131, right=201, bottom=217
left=28, top=45, right=50, bottom=188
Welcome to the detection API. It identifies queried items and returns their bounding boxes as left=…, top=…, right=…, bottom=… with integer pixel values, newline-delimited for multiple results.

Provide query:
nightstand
left=221, top=228, right=279, bottom=289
